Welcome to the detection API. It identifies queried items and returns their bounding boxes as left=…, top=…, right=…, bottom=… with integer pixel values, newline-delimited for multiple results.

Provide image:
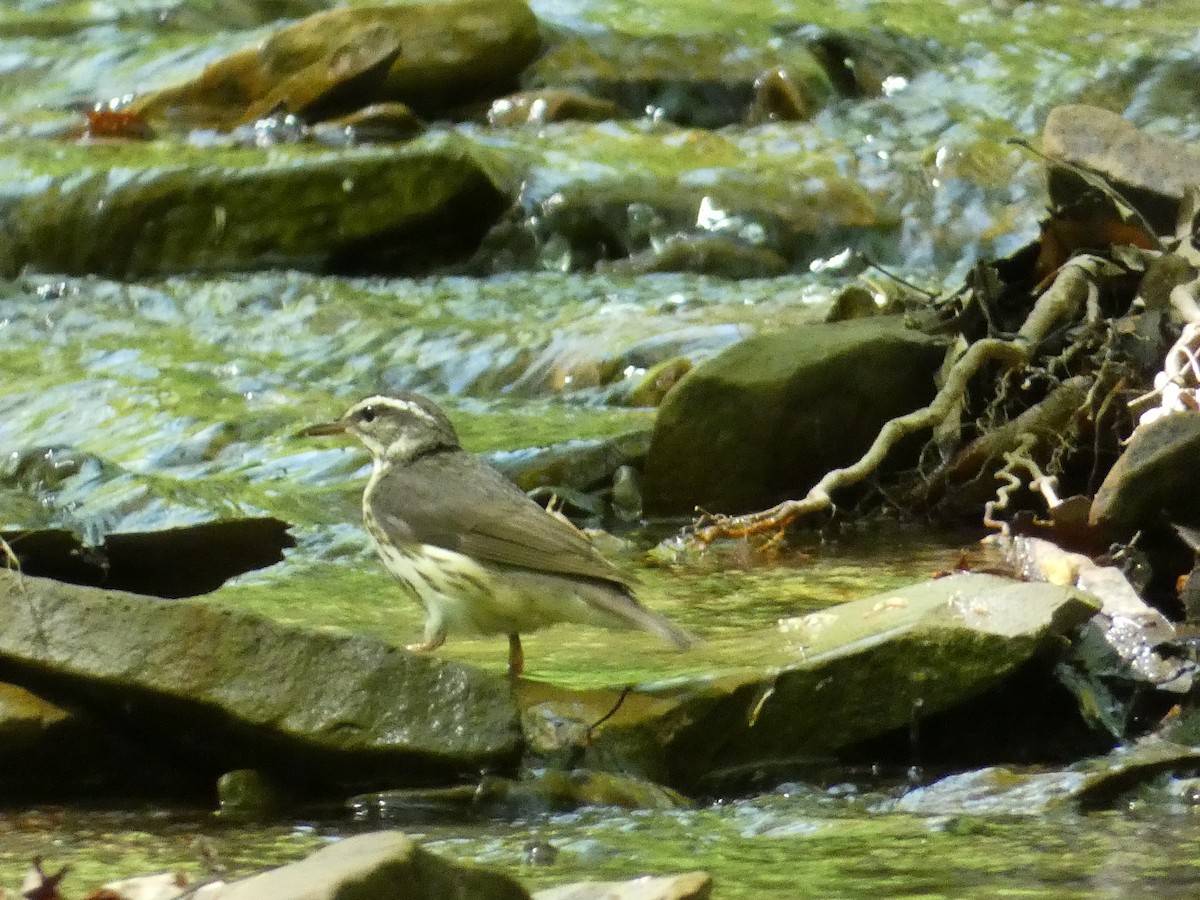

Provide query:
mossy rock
left=643, top=316, right=948, bottom=515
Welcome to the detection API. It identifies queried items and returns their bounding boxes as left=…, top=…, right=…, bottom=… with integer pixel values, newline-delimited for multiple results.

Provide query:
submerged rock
left=525, top=30, right=835, bottom=129
left=606, top=234, right=790, bottom=279
left=487, top=90, right=622, bottom=126
left=350, top=768, right=689, bottom=822
left=217, top=768, right=286, bottom=820
left=896, top=740, right=1200, bottom=816
left=643, top=316, right=948, bottom=515
left=315, top=102, right=426, bottom=144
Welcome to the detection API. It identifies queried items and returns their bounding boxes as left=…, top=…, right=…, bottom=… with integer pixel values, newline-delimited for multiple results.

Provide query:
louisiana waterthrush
left=304, top=393, right=693, bottom=675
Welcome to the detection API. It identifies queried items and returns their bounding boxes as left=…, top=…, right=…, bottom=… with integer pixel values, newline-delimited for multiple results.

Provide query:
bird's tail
left=586, top=582, right=696, bottom=649
left=635, top=606, right=697, bottom=650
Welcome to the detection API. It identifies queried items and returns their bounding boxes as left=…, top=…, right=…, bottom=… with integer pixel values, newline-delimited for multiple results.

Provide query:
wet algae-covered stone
left=0, top=573, right=520, bottom=785
left=520, top=574, right=1098, bottom=791
left=0, top=136, right=510, bottom=278
left=643, top=316, right=948, bottom=515
left=128, top=0, right=542, bottom=129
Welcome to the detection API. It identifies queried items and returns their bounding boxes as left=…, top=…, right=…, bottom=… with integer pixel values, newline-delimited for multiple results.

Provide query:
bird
left=303, top=392, right=694, bottom=676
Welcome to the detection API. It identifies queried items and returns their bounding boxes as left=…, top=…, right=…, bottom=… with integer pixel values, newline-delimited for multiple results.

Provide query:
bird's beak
left=298, top=419, right=347, bottom=438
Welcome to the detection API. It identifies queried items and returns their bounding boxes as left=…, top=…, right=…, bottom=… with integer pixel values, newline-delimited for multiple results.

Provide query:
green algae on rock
left=642, top=316, right=948, bottom=515
left=0, top=573, right=522, bottom=786
left=0, top=136, right=512, bottom=278
left=520, top=574, right=1099, bottom=791
left=126, top=0, right=542, bottom=130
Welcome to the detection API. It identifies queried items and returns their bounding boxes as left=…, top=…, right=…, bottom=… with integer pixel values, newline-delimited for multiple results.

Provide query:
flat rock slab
left=534, top=872, right=712, bottom=900
left=220, top=830, right=530, bottom=900
left=0, top=137, right=509, bottom=278
left=522, top=574, right=1100, bottom=790
left=0, top=573, right=520, bottom=784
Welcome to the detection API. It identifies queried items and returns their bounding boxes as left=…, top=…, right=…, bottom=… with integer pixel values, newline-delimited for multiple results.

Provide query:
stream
left=4, top=0, right=1200, bottom=894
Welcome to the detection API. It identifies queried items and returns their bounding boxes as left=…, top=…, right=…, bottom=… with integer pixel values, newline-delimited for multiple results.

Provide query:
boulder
left=1042, top=104, right=1200, bottom=233
left=0, top=137, right=511, bottom=278
left=1090, top=410, right=1200, bottom=536
left=643, top=316, right=947, bottom=515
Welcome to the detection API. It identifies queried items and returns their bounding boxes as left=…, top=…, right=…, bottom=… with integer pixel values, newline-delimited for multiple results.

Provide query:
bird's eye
left=359, top=405, right=377, bottom=423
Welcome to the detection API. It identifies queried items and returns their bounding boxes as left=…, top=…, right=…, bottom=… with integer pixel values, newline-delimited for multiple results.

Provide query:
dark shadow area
left=689, top=652, right=1127, bottom=798
left=1, top=518, right=295, bottom=598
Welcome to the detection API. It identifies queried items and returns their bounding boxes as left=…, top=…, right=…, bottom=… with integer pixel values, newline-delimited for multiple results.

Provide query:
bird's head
left=303, top=393, right=460, bottom=464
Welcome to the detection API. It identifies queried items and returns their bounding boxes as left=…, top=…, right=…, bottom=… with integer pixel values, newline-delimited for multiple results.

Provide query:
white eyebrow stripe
left=352, top=395, right=437, bottom=424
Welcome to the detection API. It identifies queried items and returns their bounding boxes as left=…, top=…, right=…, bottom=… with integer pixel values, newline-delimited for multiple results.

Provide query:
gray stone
left=534, top=872, right=711, bottom=900
left=643, top=316, right=948, bottom=514
left=0, top=573, right=520, bottom=783
left=1043, top=104, right=1200, bottom=230
left=221, top=831, right=530, bottom=900
left=897, top=740, right=1200, bottom=816
left=1089, top=410, right=1200, bottom=535
left=522, top=573, right=1098, bottom=791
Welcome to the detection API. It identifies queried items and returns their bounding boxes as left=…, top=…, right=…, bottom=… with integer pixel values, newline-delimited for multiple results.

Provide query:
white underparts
left=362, top=467, right=636, bottom=639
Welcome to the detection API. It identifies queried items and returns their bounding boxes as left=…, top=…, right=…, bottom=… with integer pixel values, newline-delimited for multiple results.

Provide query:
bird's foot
left=507, top=633, right=524, bottom=678
left=406, top=630, right=446, bottom=653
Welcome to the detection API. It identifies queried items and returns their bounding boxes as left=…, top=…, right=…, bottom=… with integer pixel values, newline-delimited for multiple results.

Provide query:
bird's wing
left=368, top=450, right=634, bottom=587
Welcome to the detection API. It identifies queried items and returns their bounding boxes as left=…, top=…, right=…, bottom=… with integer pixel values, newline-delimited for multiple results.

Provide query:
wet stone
left=643, top=316, right=948, bottom=515
left=520, top=574, right=1099, bottom=792
left=219, top=830, right=531, bottom=900
left=1043, top=104, right=1200, bottom=233
left=1089, top=410, right=1200, bottom=536
left=127, top=0, right=542, bottom=129
left=0, top=574, right=522, bottom=787
left=350, top=769, right=689, bottom=823
left=897, top=740, right=1200, bottom=816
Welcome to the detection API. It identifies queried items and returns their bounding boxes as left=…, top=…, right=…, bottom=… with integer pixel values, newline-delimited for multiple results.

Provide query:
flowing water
left=5, top=0, right=1200, bottom=893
